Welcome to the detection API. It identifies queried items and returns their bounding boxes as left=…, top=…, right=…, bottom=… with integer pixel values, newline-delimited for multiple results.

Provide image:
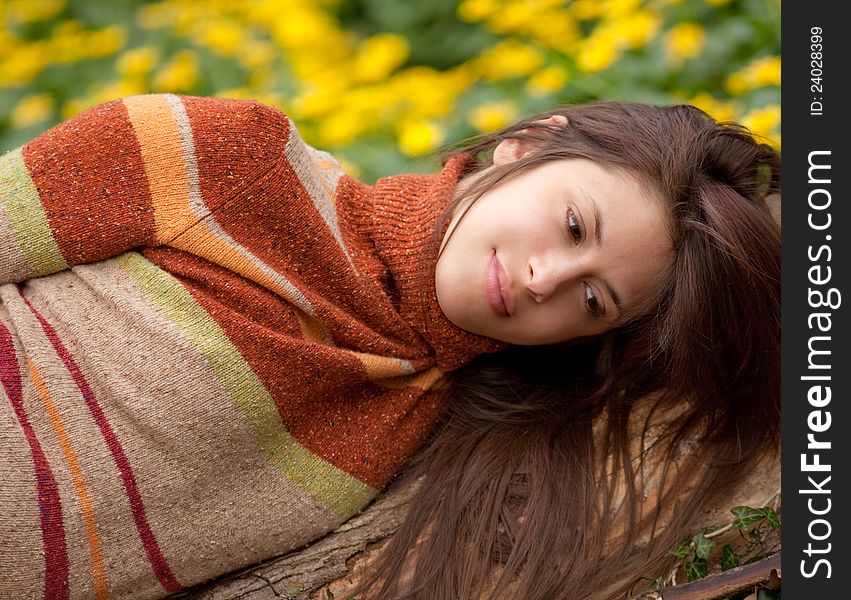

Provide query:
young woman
left=0, top=94, right=780, bottom=600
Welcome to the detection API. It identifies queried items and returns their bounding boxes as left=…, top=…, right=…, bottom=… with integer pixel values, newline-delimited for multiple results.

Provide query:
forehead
left=572, top=160, right=669, bottom=229
left=571, top=160, right=673, bottom=303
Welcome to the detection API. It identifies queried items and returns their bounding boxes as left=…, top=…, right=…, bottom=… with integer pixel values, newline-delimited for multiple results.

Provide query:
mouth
left=485, top=250, right=512, bottom=316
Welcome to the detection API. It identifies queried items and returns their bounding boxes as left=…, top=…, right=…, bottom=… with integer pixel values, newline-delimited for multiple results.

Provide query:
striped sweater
left=0, top=94, right=502, bottom=599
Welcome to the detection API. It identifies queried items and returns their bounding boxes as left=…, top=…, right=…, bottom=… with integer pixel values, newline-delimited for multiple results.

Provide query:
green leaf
left=731, top=506, right=766, bottom=530
left=760, top=506, right=781, bottom=529
left=692, top=533, right=715, bottom=560
left=646, top=577, right=664, bottom=591
left=702, top=523, right=723, bottom=534
left=721, top=544, right=741, bottom=570
left=748, top=527, right=764, bottom=543
left=671, top=539, right=693, bottom=559
left=684, top=558, right=709, bottom=581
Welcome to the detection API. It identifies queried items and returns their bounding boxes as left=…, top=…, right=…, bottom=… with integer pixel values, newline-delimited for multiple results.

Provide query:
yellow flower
left=606, top=0, right=642, bottom=18
left=390, top=66, right=473, bottom=119
left=486, top=2, right=536, bottom=34
left=136, top=2, right=175, bottom=29
left=570, top=0, right=604, bottom=20
left=576, top=33, right=619, bottom=73
left=469, top=102, right=517, bottom=133
left=724, top=73, right=749, bottom=95
left=354, top=33, right=410, bottom=83
left=526, top=66, right=568, bottom=96
left=152, top=50, right=199, bottom=92
left=200, top=20, right=245, bottom=57
left=116, top=47, right=158, bottom=79
left=317, top=111, right=369, bottom=147
left=4, top=0, right=66, bottom=24
left=272, top=7, right=340, bottom=48
left=397, top=119, right=445, bottom=156
left=665, top=22, right=706, bottom=63
left=725, top=55, right=781, bottom=94
left=239, top=41, right=276, bottom=70
left=740, top=104, right=781, bottom=142
left=475, top=40, right=542, bottom=80
left=610, top=11, right=662, bottom=49
left=457, top=0, right=500, bottom=23
left=0, top=43, right=49, bottom=86
left=88, top=25, right=126, bottom=57
left=689, top=91, right=737, bottom=123
left=528, top=12, right=578, bottom=53
left=749, top=56, right=782, bottom=87
left=292, top=87, right=339, bottom=120
left=10, top=94, right=56, bottom=129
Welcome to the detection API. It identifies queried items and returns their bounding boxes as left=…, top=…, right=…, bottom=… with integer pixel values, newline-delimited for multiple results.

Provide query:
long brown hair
left=354, top=102, right=781, bottom=599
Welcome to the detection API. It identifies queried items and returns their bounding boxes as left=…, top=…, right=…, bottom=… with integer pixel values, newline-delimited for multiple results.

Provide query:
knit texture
left=0, top=94, right=503, bottom=599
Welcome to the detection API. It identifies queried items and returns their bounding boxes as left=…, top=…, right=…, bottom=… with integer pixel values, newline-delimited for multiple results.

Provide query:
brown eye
left=566, top=208, right=582, bottom=244
left=585, top=284, right=602, bottom=318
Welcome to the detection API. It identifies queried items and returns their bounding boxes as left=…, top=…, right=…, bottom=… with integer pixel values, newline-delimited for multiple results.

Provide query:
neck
left=365, top=155, right=505, bottom=370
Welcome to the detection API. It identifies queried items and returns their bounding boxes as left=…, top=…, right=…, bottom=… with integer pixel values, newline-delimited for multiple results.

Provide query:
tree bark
left=169, top=450, right=778, bottom=600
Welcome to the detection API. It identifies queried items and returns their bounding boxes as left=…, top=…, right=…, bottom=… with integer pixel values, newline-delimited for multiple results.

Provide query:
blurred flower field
left=0, top=0, right=780, bottom=182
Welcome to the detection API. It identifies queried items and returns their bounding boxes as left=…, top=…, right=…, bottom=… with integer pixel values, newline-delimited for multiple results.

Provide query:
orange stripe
left=122, top=95, right=194, bottom=244
left=29, top=360, right=111, bottom=600
left=174, top=223, right=414, bottom=376
left=170, top=224, right=331, bottom=343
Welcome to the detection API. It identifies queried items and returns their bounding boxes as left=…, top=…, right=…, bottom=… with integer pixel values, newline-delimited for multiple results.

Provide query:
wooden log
left=169, top=448, right=778, bottom=600
left=629, top=553, right=780, bottom=600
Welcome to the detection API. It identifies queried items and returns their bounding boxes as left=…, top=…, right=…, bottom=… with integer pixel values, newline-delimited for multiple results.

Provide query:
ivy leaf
left=731, top=506, right=765, bottom=530
left=721, top=544, right=741, bottom=570
left=748, top=527, right=764, bottom=543
left=760, top=506, right=781, bottom=529
left=671, top=539, right=693, bottom=559
left=692, top=533, right=715, bottom=560
left=703, top=523, right=723, bottom=534
left=684, top=558, right=709, bottom=581
left=647, top=577, right=664, bottom=591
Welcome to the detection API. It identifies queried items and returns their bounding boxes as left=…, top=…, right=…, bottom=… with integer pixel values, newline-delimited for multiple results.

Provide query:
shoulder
left=123, top=94, right=293, bottom=164
left=24, top=94, right=296, bottom=170
left=117, top=94, right=299, bottom=198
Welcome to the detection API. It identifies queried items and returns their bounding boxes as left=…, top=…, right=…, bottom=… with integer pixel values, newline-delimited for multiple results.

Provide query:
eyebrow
left=581, top=186, right=623, bottom=314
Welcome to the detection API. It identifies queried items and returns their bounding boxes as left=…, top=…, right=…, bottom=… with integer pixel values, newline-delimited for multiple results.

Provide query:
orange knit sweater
left=0, top=94, right=502, bottom=599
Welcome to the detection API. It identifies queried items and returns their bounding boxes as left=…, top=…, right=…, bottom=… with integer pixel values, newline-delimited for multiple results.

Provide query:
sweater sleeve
left=0, top=94, right=290, bottom=284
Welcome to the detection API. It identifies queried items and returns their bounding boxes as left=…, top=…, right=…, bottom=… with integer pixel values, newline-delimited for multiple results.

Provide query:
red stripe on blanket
left=17, top=290, right=183, bottom=594
left=0, top=321, right=69, bottom=600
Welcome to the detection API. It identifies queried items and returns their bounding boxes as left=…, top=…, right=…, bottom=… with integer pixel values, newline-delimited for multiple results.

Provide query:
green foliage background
left=1, top=0, right=780, bottom=183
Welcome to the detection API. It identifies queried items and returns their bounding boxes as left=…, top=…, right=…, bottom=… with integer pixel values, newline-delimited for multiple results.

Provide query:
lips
left=485, top=250, right=511, bottom=316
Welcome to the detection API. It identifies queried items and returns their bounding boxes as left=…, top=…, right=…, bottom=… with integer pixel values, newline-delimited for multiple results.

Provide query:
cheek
left=533, top=302, right=614, bottom=344
left=527, top=305, right=581, bottom=343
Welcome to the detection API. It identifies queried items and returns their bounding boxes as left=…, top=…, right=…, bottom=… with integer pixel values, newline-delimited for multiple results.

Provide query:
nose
left=525, top=252, right=585, bottom=302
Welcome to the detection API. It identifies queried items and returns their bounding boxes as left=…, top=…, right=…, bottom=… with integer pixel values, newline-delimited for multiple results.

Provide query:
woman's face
left=435, top=158, right=673, bottom=345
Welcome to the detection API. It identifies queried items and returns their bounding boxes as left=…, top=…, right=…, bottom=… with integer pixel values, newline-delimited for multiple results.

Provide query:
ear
left=492, top=114, right=568, bottom=166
